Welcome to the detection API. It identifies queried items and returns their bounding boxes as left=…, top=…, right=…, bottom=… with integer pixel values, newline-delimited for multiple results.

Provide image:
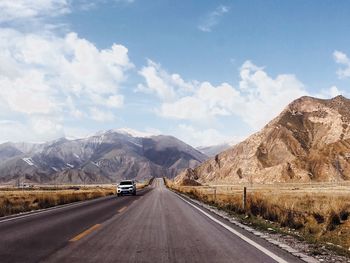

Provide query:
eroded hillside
left=176, top=95, right=350, bottom=185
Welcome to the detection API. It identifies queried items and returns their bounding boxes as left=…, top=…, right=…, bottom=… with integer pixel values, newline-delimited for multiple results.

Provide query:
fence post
left=213, top=187, right=217, bottom=202
left=243, top=187, right=247, bottom=211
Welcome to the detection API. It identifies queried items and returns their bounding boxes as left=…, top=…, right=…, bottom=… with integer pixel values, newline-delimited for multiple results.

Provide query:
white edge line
left=176, top=194, right=290, bottom=263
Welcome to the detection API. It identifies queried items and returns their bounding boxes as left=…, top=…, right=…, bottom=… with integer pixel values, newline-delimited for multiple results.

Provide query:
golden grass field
left=0, top=180, right=152, bottom=217
left=166, top=180, right=350, bottom=252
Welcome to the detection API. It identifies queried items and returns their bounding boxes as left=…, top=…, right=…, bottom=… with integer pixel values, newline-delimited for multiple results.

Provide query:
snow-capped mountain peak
left=0, top=129, right=207, bottom=184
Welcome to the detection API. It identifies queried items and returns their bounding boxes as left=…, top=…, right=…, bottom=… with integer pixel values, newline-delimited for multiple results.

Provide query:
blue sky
left=0, top=0, right=350, bottom=146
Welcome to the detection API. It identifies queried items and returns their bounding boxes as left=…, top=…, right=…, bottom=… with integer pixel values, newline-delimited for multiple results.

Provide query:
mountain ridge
left=175, top=95, right=350, bottom=185
left=0, top=130, right=207, bottom=184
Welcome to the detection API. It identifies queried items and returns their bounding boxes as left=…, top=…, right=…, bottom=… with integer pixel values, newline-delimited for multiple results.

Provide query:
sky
left=1, top=0, right=350, bottom=147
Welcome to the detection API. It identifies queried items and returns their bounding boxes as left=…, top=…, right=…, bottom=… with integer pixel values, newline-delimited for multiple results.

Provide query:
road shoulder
left=172, top=190, right=318, bottom=263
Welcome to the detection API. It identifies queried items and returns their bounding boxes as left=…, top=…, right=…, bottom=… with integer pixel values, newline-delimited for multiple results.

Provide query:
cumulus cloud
left=0, top=119, right=64, bottom=143
left=137, top=60, right=196, bottom=101
left=236, top=61, right=308, bottom=129
left=89, top=107, right=115, bottom=122
left=30, top=116, right=65, bottom=138
left=0, top=70, right=57, bottom=114
left=136, top=59, right=315, bottom=146
left=138, top=59, right=308, bottom=130
left=316, top=85, right=344, bottom=99
left=333, top=50, right=350, bottom=78
left=106, top=95, right=124, bottom=108
left=0, top=0, right=138, bottom=143
left=0, top=29, right=132, bottom=117
left=0, top=18, right=133, bottom=142
left=66, top=96, right=84, bottom=119
left=0, top=121, right=32, bottom=143
left=140, top=57, right=350, bottom=146
left=176, top=124, right=233, bottom=147
left=0, top=0, right=70, bottom=22
left=159, top=82, right=242, bottom=121
left=198, top=5, right=229, bottom=32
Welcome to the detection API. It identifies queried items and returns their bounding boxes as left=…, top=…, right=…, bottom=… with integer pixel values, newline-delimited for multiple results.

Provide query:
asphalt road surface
left=0, top=179, right=303, bottom=263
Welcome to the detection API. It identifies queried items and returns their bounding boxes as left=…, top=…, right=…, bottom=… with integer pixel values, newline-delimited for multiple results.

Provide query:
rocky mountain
left=175, top=95, right=350, bottom=185
left=0, top=129, right=207, bottom=184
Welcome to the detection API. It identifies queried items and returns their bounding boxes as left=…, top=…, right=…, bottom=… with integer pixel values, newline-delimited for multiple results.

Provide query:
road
left=0, top=178, right=303, bottom=263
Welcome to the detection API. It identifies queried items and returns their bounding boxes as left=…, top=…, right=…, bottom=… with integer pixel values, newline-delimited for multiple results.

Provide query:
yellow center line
left=117, top=206, right=127, bottom=213
left=69, top=224, right=101, bottom=242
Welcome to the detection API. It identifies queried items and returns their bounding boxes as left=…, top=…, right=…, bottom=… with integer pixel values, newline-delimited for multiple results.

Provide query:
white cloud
left=159, top=82, right=242, bottom=120
left=66, top=96, right=84, bottom=119
left=198, top=5, right=229, bottom=32
left=139, top=59, right=309, bottom=132
left=89, top=107, right=115, bottom=122
left=176, top=124, right=232, bottom=147
left=106, top=95, right=124, bottom=108
left=0, top=0, right=134, bottom=143
left=160, top=97, right=208, bottom=120
left=334, top=50, right=349, bottom=65
left=137, top=59, right=197, bottom=101
left=328, top=86, right=343, bottom=97
left=0, top=70, right=56, bottom=114
left=30, top=117, right=64, bottom=138
left=316, top=85, right=344, bottom=99
left=236, top=60, right=308, bottom=129
left=0, top=120, right=29, bottom=143
left=0, top=29, right=132, bottom=116
left=333, top=50, right=350, bottom=78
left=0, top=0, right=70, bottom=22
left=0, top=27, right=132, bottom=142
left=138, top=60, right=176, bottom=101
left=62, top=33, right=133, bottom=96
left=0, top=118, right=64, bottom=143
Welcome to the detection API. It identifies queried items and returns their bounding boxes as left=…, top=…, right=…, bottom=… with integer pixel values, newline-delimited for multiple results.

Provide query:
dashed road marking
left=69, top=224, right=101, bottom=242
left=118, top=206, right=127, bottom=213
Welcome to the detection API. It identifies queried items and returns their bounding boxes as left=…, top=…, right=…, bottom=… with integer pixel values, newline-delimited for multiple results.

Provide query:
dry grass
left=166, top=179, right=350, bottom=251
left=0, top=187, right=115, bottom=217
left=0, top=178, right=154, bottom=217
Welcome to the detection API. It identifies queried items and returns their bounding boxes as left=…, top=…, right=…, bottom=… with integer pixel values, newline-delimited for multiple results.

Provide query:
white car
left=117, top=180, right=136, bottom=196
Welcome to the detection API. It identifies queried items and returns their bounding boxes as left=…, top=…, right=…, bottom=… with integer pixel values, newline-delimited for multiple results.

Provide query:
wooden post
left=214, top=187, right=217, bottom=202
left=243, top=187, right=247, bottom=211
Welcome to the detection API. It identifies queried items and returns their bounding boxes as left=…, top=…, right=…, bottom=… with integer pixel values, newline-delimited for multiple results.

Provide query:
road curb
left=174, top=191, right=318, bottom=263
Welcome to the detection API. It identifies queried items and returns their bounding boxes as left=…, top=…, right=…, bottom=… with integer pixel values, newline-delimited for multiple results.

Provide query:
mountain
left=0, top=129, right=207, bottom=184
left=175, top=95, right=350, bottom=185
